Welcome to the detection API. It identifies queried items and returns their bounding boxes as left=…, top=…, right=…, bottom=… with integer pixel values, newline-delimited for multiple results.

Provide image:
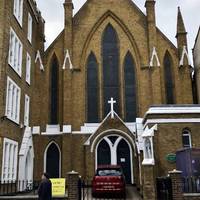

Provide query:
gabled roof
left=84, top=110, right=136, bottom=147
left=73, top=0, right=146, bottom=21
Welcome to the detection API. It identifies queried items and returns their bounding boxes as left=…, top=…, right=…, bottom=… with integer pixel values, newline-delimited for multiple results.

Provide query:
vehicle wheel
left=121, top=191, right=126, bottom=199
left=92, top=192, right=97, bottom=198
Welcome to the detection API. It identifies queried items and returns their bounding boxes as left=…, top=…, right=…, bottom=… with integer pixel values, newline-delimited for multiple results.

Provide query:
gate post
left=169, top=169, right=183, bottom=200
left=67, top=171, right=79, bottom=200
left=143, top=165, right=156, bottom=200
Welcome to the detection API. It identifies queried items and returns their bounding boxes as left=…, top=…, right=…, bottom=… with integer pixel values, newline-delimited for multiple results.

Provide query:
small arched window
left=182, top=129, right=192, bottom=148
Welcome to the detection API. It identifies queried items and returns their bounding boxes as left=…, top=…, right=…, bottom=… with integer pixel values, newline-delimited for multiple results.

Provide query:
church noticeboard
left=50, top=178, right=66, bottom=196
left=166, top=153, right=176, bottom=163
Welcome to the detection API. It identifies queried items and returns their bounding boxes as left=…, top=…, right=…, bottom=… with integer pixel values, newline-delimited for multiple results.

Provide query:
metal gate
left=78, top=179, right=126, bottom=200
left=156, top=177, right=173, bottom=200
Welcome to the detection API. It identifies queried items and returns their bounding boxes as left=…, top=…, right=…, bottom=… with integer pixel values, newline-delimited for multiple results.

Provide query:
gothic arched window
left=87, top=52, right=99, bottom=122
left=164, top=51, right=174, bottom=104
left=182, top=129, right=192, bottom=148
left=102, top=24, right=120, bottom=117
left=124, top=52, right=137, bottom=122
left=50, top=55, right=59, bottom=124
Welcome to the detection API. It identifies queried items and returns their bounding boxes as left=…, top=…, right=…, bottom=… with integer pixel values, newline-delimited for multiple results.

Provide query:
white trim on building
left=95, top=134, right=134, bottom=184
left=24, top=94, right=30, bottom=127
left=8, top=28, right=23, bottom=76
left=1, top=138, right=18, bottom=182
left=182, top=129, right=192, bottom=148
left=5, top=77, right=21, bottom=124
left=13, top=0, right=23, bottom=26
left=27, top=13, right=32, bottom=43
left=18, top=127, right=34, bottom=191
left=26, top=52, right=31, bottom=85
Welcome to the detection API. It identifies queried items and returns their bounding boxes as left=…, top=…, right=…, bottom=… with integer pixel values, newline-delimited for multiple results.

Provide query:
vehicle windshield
left=97, top=169, right=122, bottom=176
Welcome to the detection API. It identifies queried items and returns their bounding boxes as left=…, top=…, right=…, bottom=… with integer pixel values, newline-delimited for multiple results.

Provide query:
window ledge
left=142, top=158, right=155, bottom=166
left=8, top=63, right=22, bottom=78
left=13, top=14, right=23, bottom=28
left=6, top=116, right=20, bottom=125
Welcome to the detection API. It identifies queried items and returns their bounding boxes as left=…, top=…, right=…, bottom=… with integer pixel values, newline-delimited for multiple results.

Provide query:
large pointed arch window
left=102, top=24, right=120, bottom=117
left=124, top=52, right=137, bottom=121
left=87, top=52, right=99, bottom=122
left=50, top=55, right=59, bottom=124
left=164, top=51, right=174, bottom=104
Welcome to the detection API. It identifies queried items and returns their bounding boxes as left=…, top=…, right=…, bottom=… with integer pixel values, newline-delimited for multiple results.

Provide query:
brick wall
left=184, top=194, right=200, bottom=200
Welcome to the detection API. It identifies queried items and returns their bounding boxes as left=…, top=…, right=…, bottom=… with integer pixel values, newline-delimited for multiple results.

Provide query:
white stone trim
left=145, top=106, right=200, bottom=115
left=8, top=28, right=23, bottom=76
left=144, top=118, right=200, bottom=128
left=35, top=50, right=44, bottom=71
left=43, top=141, right=61, bottom=177
left=90, top=129, right=136, bottom=155
left=1, top=138, right=18, bottom=182
left=24, top=94, right=30, bottom=127
left=95, top=134, right=134, bottom=184
left=62, top=49, right=74, bottom=70
left=84, top=112, right=136, bottom=146
left=13, top=0, right=23, bottom=26
left=27, top=13, right=32, bottom=43
left=5, top=76, right=21, bottom=124
left=179, top=46, right=192, bottom=67
left=32, top=126, right=40, bottom=135
left=142, top=125, right=157, bottom=137
left=18, top=127, right=34, bottom=191
left=41, top=124, right=72, bottom=135
left=142, top=126, right=156, bottom=166
left=25, top=52, right=31, bottom=85
left=149, top=47, right=160, bottom=67
left=142, top=158, right=155, bottom=165
left=182, top=129, right=192, bottom=148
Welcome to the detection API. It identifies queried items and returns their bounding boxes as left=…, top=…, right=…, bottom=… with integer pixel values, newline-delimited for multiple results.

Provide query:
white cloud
left=36, top=0, right=200, bottom=62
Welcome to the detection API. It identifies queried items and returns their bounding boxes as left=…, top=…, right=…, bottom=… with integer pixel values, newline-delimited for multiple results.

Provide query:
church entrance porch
left=96, top=134, right=133, bottom=184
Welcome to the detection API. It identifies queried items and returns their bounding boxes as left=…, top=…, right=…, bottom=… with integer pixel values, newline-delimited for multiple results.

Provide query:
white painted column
left=9, top=145, right=14, bottom=180
left=4, top=143, right=10, bottom=181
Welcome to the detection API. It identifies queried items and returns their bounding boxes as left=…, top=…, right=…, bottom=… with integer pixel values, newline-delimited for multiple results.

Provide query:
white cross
left=108, top=97, right=116, bottom=119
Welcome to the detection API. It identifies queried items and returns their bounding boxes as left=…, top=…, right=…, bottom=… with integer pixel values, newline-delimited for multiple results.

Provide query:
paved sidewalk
left=126, top=186, right=142, bottom=200
left=85, top=185, right=142, bottom=200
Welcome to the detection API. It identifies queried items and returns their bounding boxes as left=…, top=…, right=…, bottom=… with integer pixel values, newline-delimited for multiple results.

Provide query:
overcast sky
left=36, top=0, right=200, bottom=63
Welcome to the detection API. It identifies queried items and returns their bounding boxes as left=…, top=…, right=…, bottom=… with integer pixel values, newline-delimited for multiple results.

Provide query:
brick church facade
left=0, top=0, right=199, bottom=199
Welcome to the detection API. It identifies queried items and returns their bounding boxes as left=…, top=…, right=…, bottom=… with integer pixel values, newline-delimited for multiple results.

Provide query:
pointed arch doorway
left=44, top=142, right=61, bottom=178
left=96, top=134, right=133, bottom=184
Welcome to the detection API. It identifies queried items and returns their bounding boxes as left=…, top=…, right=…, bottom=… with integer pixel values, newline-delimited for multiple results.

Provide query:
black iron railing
left=0, top=180, right=40, bottom=196
left=182, top=176, right=200, bottom=193
left=156, top=177, right=173, bottom=200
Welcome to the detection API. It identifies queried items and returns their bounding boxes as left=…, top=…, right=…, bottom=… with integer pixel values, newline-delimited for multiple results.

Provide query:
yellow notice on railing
left=50, top=178, right=66, bottom=197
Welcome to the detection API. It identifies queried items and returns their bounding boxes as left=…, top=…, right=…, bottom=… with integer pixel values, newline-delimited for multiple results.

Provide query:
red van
left=92, top=165, right=126, bottom=198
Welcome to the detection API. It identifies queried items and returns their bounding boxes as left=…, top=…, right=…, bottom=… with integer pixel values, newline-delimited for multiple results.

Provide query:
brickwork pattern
left=184, top=196, right=200, bottom=200
left=67, top=171, right=79, bottom=200
left=169, top=170, right=183, bottom=200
